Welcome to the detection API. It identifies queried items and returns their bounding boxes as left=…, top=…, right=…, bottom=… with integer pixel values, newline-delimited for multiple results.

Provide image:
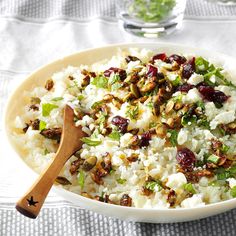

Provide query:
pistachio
left=155, top=124, right=166, bottom=138
left=45, top=79, right=54, bottom=91
left=140, top=81, right=156, bottom=93
left=82, top=156, right=97, bottom=171
left=153, top=101, right=160, bottom=116
left=55, top=176, right=72, bottom=185
left=165, top=100, right=175, bottom=114
left=30, top=97, right=41, bottom=104
left=174, top=102, right=183, bottom=111
left=129, top=128, right=139, bottom=135
left=124, top=72, right=140, bottom=84
left=127, top=153, right=139, bottom=162
left=123, top=92, right=133, bottom=102
left=112, top=98, right=122, bottom=109
left=130, top=83, right=140, bottom=98
left=103, top=94, right=114, bottom=102
left=81, top=75, right=90, bottom=87
left=81, top=192, right=93, bottom=199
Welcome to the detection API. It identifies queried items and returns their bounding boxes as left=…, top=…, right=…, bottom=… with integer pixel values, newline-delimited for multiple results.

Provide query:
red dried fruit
left=140, top=131, right=151, bottom=147
left=166, top=54, right=187, bottom=65
left=176, top=148, right=196, bottom=171
left=198, top=85, right=229, bottom=104
left=182, top=57, right=195, bottom=79
left=125, top=55, right=140, bottom=63
left=152, top=53, right=167, bottom=62
left=177, top=84, right=194, bottom=93
left=120, top=194, right=132, bottom=207
left=104, top=67, right=127, bottom=80
left=111, top=116, right=129, bottom=134
left=146, top=65, right=158, bottom=77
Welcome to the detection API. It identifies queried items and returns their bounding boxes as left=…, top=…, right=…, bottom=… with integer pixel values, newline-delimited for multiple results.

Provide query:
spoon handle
left=15, top=148, right=70, bottom=219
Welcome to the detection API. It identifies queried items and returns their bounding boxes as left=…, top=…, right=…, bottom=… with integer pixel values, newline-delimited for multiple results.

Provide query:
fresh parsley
left=91, top=76, right=108, bottom=88
left=183, top=183, right=196, bottom=194
left=39, top=120, right=47, bottom=131
left=167, top=129, right=178, bottom=147
left=108, top=129, right=121, bottom=141
left=42, top=103, right=58, bottom=117
left=126, top=105, right=139, bottom=120
left=77, top=171, right=85, bottom=188
left=81, top=137, right=102, bottom=146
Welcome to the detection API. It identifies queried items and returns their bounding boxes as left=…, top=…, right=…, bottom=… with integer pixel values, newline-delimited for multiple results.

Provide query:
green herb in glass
left=129, top=0, right=176, bottom=23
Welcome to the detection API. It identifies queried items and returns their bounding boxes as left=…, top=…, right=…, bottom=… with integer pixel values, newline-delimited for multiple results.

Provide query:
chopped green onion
left=77, top=95, right=84, bottom=101
left=81, top=137, right=102, bottom=146
left=117, top=178, right=127, bottom=184
left=77, top=171, right=85, bottom=188
left=167, top=129, right=178, bottom=147
left=172, top=76, right=182, bottom=86
left=39, top=120, right=47, bottom=131
left=126, top=105, right=139, bottom=120
left=51, top=97, right=63, bottom=101
left=145, top=180, right=162, bottom=192
left=108, top=130, right=121, bottom=141
left=183, top=183, right=196, bottom=194
left=195, top=57, right=209, bottom=73
left=181, top=114, right=197, bottom=126
left=230, top=186, right=236, bottom=198
left=221, top=144, right=230, bottom=154
left=91, top=76, right=108, bottom=88
left=42, top=103, right=58, bottom=117
left=207, top=154, right=220, bottom=164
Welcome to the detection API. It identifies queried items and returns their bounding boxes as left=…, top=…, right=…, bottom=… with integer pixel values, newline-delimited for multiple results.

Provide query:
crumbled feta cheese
left=188, top=73, right=204, bottom=85
left=210, top=110, right=235, bottom=129
left=183, top=88, right=202, bottom=103
left=166, top=173, right=187, bottom=190
left=181, top=194, right=205, bottom=208
left=177, top=129, right=189, bottom=145
left=120, top=133, right=133, bottom=148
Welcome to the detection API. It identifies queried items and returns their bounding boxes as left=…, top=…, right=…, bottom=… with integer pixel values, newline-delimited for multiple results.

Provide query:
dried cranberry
left=198, top=85, right=229, bottom=104
left=125, top=55, right=140, bottom=63
left=151, top=53, right=167, bottom=62
left=166, top=54, right=187, bottom=65
left=140, top=131, right=151, bottom=147
left=177, top=84, right=194, bottom=93
left=176, top=148, right=196, bottom=171
left=146, top=65, right=158, bottom=77
left=111, top=116, right=129, bottom=134
left=182, top=57, right=195, bottom=79
left=104, top=67, right=127, bottom=80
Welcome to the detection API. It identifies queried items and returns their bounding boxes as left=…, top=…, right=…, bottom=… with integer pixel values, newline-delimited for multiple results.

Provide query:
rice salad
left=13, top=48, right=236, bottom=209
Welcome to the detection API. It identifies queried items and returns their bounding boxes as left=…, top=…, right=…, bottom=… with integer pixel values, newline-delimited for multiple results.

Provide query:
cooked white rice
left=11, top=48, right=236, bottom=209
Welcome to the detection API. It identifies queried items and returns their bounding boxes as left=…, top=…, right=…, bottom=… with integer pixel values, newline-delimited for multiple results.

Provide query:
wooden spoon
left=16, top=105, right=86, bottom=219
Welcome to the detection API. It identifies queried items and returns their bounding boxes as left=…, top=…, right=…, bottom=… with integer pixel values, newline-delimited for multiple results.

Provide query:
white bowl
left=4, top=43, right=236, bottom=223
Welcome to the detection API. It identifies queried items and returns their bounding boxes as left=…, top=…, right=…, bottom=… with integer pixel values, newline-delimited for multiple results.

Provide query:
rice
left=11, top=48, right=236, bottom=208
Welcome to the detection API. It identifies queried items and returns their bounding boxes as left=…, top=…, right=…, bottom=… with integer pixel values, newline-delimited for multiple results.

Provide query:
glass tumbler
left=116, top=0, right=187, bottom=37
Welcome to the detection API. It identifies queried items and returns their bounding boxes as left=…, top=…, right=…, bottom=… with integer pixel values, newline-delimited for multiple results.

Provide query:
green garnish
left=215, top=165, right=236, bottom=180
left=91, top=100, right=103, bottom=110
left=145, top=180, right=162, bottom=192
left=81, top=137, right=102, bottom=146
left=77, top=171, right=85, bottom=188
left=183, top=183, right=196, bottom=194
left=109, top=74, right=120, bottom=85
left=167, top=129, right=178, bottom=147
left=51, top=97, right=63, bottom=101
left=91, top=76, right=108, bottom=88
left=197, top=118, right=210, bottom=129
left=108, top=130, right=121, bottom=141
left=181, top=114, right=197, bottom=126
left=129, top=0, right=176, bottom=23
left=117, top=178, right=127, bottom=184
left=149, top=122, right=157, bottom=129
left=207, top=154, right=220, bottom=164
left=126, top=105, right=139, bottom=120
left=77, top=95, right=84, bottom=101
left=221, top=144, right=230, bottom=154
left=97, top=112, right=108, bottom=130
left=195, top=57, right=210, bottom=73
left=42, top=103, right=58, bottom=117
left=230, top=186, right=236, bottom=198
left=111, top=83, right=122, bottom=91
left=39, top=120, right=47, bottom=131
left=196, top=101, right=205, bottom=110
left=195, top=56, right=236, bottom=89
left=44, top=148, right=49, bottom=155
left=172, top=75, right=182, bottom=86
